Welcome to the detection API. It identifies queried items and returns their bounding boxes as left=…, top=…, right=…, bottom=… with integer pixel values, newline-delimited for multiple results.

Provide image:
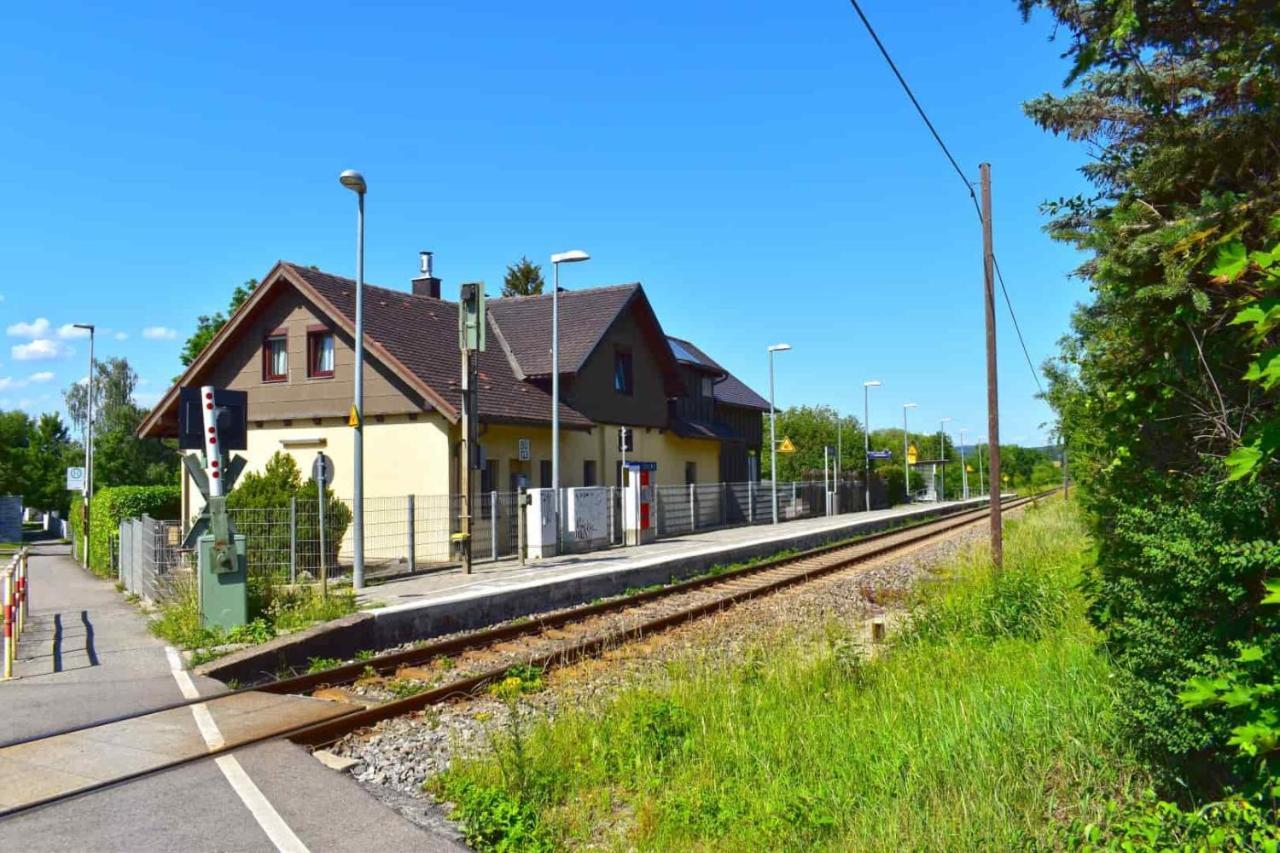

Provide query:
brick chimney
left=411, top=250, right=442, bottom=298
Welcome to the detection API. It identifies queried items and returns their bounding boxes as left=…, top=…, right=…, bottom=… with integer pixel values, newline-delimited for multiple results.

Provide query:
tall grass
left=434, top=499, right=1145, bottom=850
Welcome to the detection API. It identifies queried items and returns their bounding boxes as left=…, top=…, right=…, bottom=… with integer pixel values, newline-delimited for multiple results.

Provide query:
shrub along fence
left=71, top=486, right=181, bottom=578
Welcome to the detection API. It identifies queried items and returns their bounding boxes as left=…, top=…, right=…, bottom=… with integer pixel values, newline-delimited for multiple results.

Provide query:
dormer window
left=263, top=331, right=287, bottom=382
left=308, top=330, right=335, bottom=378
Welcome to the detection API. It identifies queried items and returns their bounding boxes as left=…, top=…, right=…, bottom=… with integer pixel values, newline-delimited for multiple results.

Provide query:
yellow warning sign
left=348, top=405, right=361, bottom=428
left=966, top=464, right=974, bottom=473
left=907, top=444, right=919, bottom=465
left=777, top=436, right=797, bottom=454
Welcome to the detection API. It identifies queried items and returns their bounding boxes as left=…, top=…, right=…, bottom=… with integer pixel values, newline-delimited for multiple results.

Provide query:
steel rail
left=0, top=492, right=1050, bottom=819
left=0, top=497, right=1002, bottom=752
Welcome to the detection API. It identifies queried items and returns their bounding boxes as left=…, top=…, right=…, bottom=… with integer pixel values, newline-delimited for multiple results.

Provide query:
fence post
left=748, top=481, right=754, bottom=523
left=288, top=495, right=297, bottom=584
left=490, top=491, right=498, bottom=561
left=608, top=487, right=616, bottom=544
left=689, top=483, right=697, bottom=531
left=407, top=494, right=416, bottom=574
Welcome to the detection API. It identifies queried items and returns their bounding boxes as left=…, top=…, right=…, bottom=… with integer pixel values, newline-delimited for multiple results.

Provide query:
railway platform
left=204, top=497, right=994, bottom=684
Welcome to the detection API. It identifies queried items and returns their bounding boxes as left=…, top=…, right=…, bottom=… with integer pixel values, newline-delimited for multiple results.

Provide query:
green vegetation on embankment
left=433, top=500, right=1158, bottom=850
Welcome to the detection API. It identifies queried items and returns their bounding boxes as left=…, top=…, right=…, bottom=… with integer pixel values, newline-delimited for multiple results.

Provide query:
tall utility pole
left=767, top=343, right=791, bottom=523
left=862, top=381, right=881, bottom=512
left=980, top=162, right=1003, bottom=570
left=549, top=250, right=590, bottom=550
left=339, top=169, right=367, bottom=590
left=959, top=428, right=969, bottom=500
left=902, top=402, right=917, bottom=502
left=73, top=324, right=95, bottom=567
left=458, top=282, right=486, bottom=574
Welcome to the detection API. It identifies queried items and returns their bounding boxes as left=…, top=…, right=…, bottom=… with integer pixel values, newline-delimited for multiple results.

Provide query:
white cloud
left=57, top=324, right=91, bottom=340
left=0, top=377, right=17, bottom=391
left=6, top=317, right=50, bottom=338
left=12, top=339, right=72, bottom=361
left=27, top=371, right=54, bottom=383
left=142, top=326, right=178, bottom=341
left=113, top=331, right=128, bottom=341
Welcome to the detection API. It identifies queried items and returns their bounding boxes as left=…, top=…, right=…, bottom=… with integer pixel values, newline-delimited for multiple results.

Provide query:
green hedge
left=71, top=485, right=181, bottom=577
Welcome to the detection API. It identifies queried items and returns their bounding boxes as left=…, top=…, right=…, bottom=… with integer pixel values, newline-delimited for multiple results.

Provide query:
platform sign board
left=311, top=452, right=335, bottom=486
left=66, top=466, right=86, bottom=491
left=867, top=450, right=893, bottom=460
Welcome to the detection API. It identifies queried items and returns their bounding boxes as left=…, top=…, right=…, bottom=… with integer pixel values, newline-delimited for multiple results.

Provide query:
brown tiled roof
left=667, top=335, right=769, bottom=411
left=288, top=264, right=593, bottom=428
left=713, top=372, right=771, bottom=411
left=666, top=336, right=725, bottom=373
left=486, top=284, right=642, bottom=378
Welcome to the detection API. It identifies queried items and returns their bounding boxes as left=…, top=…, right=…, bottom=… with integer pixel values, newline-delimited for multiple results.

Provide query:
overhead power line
left=844, top=0, right=1044, bottom=396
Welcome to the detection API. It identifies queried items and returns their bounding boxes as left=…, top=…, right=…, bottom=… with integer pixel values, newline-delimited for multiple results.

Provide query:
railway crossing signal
left=179, top=385, right=249, bottom=630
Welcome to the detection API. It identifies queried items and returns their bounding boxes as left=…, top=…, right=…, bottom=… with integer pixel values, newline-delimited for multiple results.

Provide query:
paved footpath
left=0, top=540, right=462, bottom=852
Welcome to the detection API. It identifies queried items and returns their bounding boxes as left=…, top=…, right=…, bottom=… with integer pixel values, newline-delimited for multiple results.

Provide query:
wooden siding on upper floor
left=563, top=304, right=670, bottom=428
left=202, top=285, right=429, bottom=421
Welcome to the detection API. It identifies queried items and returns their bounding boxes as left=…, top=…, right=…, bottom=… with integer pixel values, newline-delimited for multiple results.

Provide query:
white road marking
left=165, top=646, right=310, bottom=853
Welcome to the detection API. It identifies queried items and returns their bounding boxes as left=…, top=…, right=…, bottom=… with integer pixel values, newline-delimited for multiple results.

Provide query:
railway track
left=0, top=492, right=1047, bottom=817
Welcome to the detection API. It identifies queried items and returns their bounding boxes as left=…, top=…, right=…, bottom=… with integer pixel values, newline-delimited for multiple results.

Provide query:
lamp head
left=72, top=323, right=94, bottom=332
left=551, top=249, right=590, bottom=264
left=940, top=417, right=953, bottom=424
left=339, top=169, right=367, bottom=194
left=767, top=343, right=792, bottom=353
left=863, top=380, right=882, bottom=388
left=903, top=402, right=918, bottom=409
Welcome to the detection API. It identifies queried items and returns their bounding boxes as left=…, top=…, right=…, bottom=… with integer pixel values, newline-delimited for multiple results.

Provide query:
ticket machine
left=622, top=461, right=656, bottom=546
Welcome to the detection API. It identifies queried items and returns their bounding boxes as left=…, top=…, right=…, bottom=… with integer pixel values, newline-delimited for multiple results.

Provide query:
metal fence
left=117, top=476, right=908, bottom=591
left=118, top=515, right=188, bottom=603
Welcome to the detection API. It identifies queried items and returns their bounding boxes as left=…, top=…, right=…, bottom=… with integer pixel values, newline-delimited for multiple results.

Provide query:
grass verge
left=149, top=576, right=359, bottom=665
left=432, top=499, right=1146, bottom=851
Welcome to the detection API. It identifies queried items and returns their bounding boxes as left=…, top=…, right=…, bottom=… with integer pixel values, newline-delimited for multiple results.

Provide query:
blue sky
left=0, top=1, right=1089, bottom=446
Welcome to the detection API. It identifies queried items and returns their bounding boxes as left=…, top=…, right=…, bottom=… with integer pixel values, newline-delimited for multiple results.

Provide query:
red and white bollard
left=2, top=570, right=13, bottom=680
left=16, top=549, right=27, bottom=635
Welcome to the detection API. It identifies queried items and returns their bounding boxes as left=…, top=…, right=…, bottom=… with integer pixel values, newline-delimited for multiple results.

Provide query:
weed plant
left=148, top=575, right=358, bottom=662
left=435, top=500, right=1146, bottom=851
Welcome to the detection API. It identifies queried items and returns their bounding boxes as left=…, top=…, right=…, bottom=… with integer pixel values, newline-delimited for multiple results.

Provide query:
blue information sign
left=867, top=450, right=893, bottom=460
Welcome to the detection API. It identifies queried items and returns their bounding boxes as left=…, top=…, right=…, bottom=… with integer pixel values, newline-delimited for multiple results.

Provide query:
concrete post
left=689, top=483, right=696, bottom=531
left=407, top=494, right=416, bottom=573
left=288, top=495, right=297, bottom=584
left=490, top=491, right=498, bottom=561
left=748, top=481, right=754, bottom=523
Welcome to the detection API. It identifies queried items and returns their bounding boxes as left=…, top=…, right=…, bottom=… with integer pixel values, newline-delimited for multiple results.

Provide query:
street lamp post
left=73, top=323, right=94, bottom=567
left=550, top=250, right=590, bottom=549
left=767, top=344, right=791, bottom=524
left=339, top=169, right=367, bottom=590
left=938, top=417, right=952, bottom=501
left=862, top=380, right=881, bottom=512
left=959, top=428, right=969, bottom=499
left=902, top=402, right=917, bottom=503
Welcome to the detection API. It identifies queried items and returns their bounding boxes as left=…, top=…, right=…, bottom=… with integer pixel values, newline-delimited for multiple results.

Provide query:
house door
left=509, top=460, right=531, bottom=492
